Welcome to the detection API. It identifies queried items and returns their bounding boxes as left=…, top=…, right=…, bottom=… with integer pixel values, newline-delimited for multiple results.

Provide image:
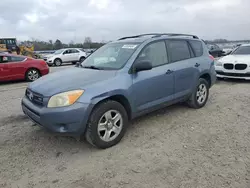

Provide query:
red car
left=0, top=54, right=49, bottom=82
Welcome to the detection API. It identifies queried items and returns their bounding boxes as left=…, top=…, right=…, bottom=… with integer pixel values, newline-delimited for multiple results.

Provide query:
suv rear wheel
left=187, top=78, right=209, bottom=109
left=85, top=100, right=128, bottom=149
left=80, top=57, right=86, bottom=63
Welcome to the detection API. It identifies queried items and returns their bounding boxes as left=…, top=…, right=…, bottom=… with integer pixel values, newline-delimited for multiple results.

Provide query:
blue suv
left=22, top=33, right=216, bottom=148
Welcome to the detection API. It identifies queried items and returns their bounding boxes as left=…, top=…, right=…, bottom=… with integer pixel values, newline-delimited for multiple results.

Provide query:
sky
left=0, top=0, right=249, bottom=42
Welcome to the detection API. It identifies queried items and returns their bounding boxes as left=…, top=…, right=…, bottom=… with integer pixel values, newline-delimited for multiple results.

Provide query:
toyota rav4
left=22, top=33, right=216, bottom=149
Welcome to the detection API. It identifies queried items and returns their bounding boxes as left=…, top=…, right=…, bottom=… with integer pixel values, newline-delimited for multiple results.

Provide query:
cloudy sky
left=0, top=0, right=249, bottom=42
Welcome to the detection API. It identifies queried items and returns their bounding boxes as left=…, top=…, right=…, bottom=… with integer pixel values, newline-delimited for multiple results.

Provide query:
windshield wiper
left=82, top=65, right=102, bottom=70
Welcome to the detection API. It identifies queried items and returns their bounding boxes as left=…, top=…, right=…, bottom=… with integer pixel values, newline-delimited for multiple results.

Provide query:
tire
left=25, top=68, right=40, bottom=82
left=85, top=100, right=128, bottom=149
left=216, top=77, right=223, bottom=81
left=54, top=58, right=62, bottom=66
left=79, top=57, right=86, bottom=63
left=187, top=78, right=209, bottom=109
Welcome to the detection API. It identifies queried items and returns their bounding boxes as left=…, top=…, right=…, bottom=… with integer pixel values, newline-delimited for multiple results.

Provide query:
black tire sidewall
left=80, top=57, right=85, bottom=62
left=193, top=78, right=209, bottom=108
left=86, top=101, right=128, bottom=149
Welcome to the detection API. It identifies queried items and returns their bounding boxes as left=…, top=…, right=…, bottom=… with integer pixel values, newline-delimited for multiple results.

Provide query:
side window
left=71, top=49, right=79, bottom=53
left=63, top=50, right=69, bottom=54
left=138, top=41, right=168, bottom=67
left=10, top=56, right=26, bottom=62
left=189, top=40, right=203, bottom=57
left=0, top=56, right=9, bottom=63
left=167, top=40, right=191, bottom=62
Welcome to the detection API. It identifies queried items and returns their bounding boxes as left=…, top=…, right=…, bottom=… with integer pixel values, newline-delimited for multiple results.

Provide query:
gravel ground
left=1, top=69, right=250, bottom=188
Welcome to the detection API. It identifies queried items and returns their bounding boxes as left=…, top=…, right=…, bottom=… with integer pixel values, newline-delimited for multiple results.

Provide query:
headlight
left=47, top=90, right=84, bottom=108
left=216, top=60, right=223, bottom=66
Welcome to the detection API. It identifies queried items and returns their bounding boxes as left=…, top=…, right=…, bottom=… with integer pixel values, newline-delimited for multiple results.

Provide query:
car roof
left=112, top=33, right=201, bottom=44
left=240, top=44, right=250, bottom=47
left=60, top=48, right=79, bottom=50
left=0, top=53, right=28, bottom=58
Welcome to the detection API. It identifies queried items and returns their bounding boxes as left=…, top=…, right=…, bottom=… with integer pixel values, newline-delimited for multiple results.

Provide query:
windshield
left=78, top=48, right=85, bottom=52
left=81, top=42, right=140, bottom=70
left=54, top=49, right=64, bottom=55
left=232, top=46, right=250, bottom=55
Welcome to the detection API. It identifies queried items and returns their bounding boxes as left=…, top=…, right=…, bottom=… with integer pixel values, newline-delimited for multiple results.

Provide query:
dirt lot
left=1, top=73, right=250, bottom=187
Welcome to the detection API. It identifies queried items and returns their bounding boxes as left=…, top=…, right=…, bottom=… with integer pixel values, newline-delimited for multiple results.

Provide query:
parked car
left=0, top=54, right=49, bottom=82
left=222, top=48, right=233, bottom=56
left=43, top=48, right=87, bottom=66
left=207, top=44, right=224, bottom=57
left=22, top=33, right=216, bottom=148
left=215, top=44, right=250, bottom=80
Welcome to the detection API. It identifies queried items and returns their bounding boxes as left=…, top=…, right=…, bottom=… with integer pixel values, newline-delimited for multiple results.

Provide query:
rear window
left=167, top=40, right=191, bottom=62
left=189, top=40, right=203, bottom=57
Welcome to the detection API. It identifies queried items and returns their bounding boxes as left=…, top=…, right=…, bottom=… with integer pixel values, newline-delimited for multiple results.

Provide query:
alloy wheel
left=196, top=83, right=207, bottom=105
left=97, top=110, right=123, bottom=142
left=27, top=70, right=39, bottom=81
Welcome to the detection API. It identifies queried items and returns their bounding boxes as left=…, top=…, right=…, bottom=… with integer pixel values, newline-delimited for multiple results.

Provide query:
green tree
left=54, top=39, right=63, bottom=50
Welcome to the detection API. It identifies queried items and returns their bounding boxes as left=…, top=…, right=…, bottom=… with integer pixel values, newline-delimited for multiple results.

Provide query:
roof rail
left=153, top=33, right=199, bottom=39
left=118, top=33, right=161, bottom=40
left=118, top=33, right=199, bottom=40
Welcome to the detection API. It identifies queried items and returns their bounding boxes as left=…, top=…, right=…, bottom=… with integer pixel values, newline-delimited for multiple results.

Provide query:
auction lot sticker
left=122, top=45, right=137, bottom=49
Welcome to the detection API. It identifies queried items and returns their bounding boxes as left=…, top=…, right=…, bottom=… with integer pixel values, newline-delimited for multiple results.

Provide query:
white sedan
left=215, top=44, right=250, bottom=80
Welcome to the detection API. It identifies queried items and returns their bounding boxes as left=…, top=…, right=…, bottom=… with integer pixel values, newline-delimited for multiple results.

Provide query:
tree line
left=204, top=39, right=250, bottom=44
left=19, top=37, right=106, bottom=51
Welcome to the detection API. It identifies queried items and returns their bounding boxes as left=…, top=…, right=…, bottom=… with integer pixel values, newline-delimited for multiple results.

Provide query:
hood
left=219, top=55, right=250, bottom=64
left=29, top=67, right=117, bottom=96
left=44, top=54, right=54, bottom=59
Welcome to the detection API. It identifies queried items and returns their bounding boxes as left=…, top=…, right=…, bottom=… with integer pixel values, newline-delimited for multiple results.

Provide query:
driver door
left=62, top=50, right=72, bottom=62
left=131, top=41, right=175, bottom=113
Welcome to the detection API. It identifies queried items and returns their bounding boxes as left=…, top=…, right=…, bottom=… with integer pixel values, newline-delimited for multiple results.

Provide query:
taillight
left=209, top=55, right=215, bottom=65
left=41, top=60, right=47, bottom=66
left=209, top=55, right=215, bottom=61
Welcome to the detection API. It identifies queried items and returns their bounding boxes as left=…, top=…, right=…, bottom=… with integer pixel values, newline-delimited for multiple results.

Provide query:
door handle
left=166, top=69, right=174, bottom=74
left=195, top=63, right=200, bottom=67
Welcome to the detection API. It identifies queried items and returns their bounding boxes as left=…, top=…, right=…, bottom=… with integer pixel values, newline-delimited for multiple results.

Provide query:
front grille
left=224, top=63, right=234, bottom=70
left=235, top=64, right=247, bottom=70
left=216, top=71, right=250, bottom=77
left=26, top=89, right=44, bottom=106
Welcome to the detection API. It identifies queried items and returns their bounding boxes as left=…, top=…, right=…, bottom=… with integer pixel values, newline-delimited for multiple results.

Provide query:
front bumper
left=21, top=96, right=93, bottom=135
left=46, top=60, right=53, bottom=66
left=215, top=65, right=250, bottom=80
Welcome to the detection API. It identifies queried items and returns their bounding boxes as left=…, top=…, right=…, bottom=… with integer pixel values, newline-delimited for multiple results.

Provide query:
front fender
left=90, top=89, right=131, bottom=105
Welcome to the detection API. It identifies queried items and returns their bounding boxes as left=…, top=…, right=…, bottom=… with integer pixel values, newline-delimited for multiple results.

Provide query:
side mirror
left=134, top=60, right=152, bottom=72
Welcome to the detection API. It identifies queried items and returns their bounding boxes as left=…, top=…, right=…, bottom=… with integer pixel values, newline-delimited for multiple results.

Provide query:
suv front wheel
left=54, top=58, right=62, bottom=66
left=187, top=78, right=209, bottom=109
left=85, top=100, right=128, bottom=149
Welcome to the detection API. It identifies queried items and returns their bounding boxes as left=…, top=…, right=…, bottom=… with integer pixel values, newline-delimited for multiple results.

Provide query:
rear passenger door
left=166, top=39, right=200, bottom=99
left=70, top=49, right=80, bottom=61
